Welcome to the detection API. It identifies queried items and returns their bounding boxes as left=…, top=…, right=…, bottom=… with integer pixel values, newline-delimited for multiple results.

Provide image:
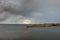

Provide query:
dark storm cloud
left=0, top=0, right=60, bottom=24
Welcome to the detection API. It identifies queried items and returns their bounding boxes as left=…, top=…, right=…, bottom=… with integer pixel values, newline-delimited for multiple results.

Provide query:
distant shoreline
left=27, top=23, right=60, bottom=28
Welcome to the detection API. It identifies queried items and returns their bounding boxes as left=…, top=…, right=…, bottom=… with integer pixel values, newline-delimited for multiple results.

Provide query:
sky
left=0, top=0, right=60, bottom=24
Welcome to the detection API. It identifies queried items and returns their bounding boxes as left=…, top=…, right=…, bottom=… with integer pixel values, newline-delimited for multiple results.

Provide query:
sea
left=0, top=24, right=60, bottom=40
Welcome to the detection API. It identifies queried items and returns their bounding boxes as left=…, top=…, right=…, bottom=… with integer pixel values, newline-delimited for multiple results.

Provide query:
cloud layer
left=0, top=0, right=60, bottom=24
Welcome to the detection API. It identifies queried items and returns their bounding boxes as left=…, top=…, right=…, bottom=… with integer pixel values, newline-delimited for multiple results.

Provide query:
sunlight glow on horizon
left=21, top=20, right=32, bottom=24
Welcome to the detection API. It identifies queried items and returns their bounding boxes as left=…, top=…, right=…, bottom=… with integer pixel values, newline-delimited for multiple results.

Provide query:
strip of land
left=27, top=23, right=60, bottom=28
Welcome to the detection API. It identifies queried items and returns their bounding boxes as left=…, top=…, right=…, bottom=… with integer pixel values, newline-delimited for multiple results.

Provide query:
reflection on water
left=0, top=25, right=60, bottom=40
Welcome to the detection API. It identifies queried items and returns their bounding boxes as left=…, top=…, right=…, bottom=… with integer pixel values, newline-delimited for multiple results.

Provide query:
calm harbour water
left=0, top=24, right=60, bottom=40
